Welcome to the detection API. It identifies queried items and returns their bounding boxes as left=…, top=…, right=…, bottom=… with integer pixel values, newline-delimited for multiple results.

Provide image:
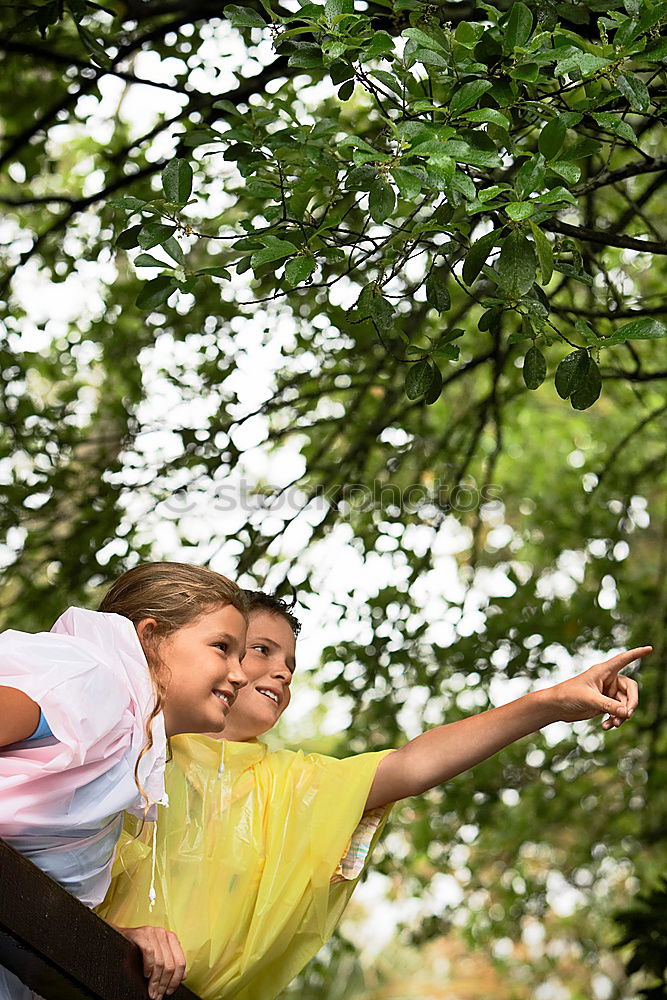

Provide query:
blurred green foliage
left=0, top=0, right=666, bottom=996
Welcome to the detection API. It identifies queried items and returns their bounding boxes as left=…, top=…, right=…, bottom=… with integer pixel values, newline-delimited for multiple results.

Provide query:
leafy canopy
left=107, top=0, right=667, bottom=408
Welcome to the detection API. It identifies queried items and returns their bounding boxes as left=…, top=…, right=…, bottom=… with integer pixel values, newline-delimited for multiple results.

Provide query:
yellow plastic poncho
left=96, top=734, right=393, bottom=1000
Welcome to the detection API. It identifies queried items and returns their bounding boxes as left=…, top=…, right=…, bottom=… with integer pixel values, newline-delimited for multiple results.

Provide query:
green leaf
left=505, top=201, right=534, bottom=221
left=162, top=159, right=193, bottom=204
left=109, top=196, right=148, bottom=212
left=212, top=98, right=240, bottom=116
left=555, top=349, right=589, bottom=399
left=479, top=307, right=503, bottom=334
left=574, top=318, right=601, bottom=346
left=424, top=363, right=443, bottom=404
left=591, top=113, right=637, bottom=144
left=369, top=295, right=394, bottom=330
left=366, top=31, right=394, bottom=58
left=549, top=160, right=581, bottom=184
left=288, top=43, right=323, bottom=69
left=529, top=221, right=553, bottom=284
left=511, top=61, right=539, bottom=82
left=553, top=263, right=594, bottom=285
left=515, top=154, right=545, bottom=198
left=455, top=20, right=482, bottom=46
left=436, top=327, right=465, bottom=348
left=284, top=255, right=317, bottom=285
left=645, top=35, right=667, bottom=62
left=462, top=228, right=500, bottom=285
left=441, top=142, right=500, bottom=169
left=223, top=4, right=267, bottom=28
left=538, top=117, right=567, bottom=161
left=479, top=185, right=508, bottom=204
left=405, top=360, right=435, bottom=400
left=554, top=48, right=609, bottom=77
left=76, top=25, right=111, bottom=68
left=617, top=73, right=650, bottom=112
left=369, top=178, right=396, bottom=223
left=391, top=167, right=422, bottom=200
left=523, top=346, right=546, bottom=389
left=162, top=236, right=185, bottom=266
left=115, top=225, right=142, bottom=249
left=504, top=2, right=533, bottom=49
left=451, top=170, right=475, bottom=200
left=540, top=186, right=577, bottom=206
left=325, top=0, right=353, bottom=24
left=434, top=342, right=460, bottom=361
left=604, top=318, right=667, bottom=345
left=416, top=46, right=450, bottom=67
left=135, top=276, right=176, bottom=310
left=135, top=253, right=169, bottom=268
left=559, top=136, right=601, bottom=162
left=449, top=80, right=493, bottom=117
left=250, top=239, right=298, bottom=268
left=403, top=27, right=448, bottom=52
left=330, top=60, right=354, bottom=84
left=570, top=356, right=602, bottom=410
left=496, top=231, right=537, bottom=298
left=138, top=223, right=177, bottom=250
left=425, top=269, right=451, bottom=313
left=196, top=266, right=232, bottom=279
left=463, top=109, right=511, bottom=131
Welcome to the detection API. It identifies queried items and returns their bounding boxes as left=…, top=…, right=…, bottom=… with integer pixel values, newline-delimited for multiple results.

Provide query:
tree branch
left=574, top=157, right=667, bottom=196
left=600, top=369, right=667, bottom=381
left=543, top=220, right=667, bottom=255
left=0, top=39, right=191, bottom=93
left=0, top=59, right=289, bottom=295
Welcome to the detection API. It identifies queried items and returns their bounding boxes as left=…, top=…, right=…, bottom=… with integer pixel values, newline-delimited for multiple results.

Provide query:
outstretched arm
left=365, top=646, right=650, bottom=811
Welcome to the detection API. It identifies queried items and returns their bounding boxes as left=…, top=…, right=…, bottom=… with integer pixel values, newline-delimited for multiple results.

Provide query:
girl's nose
left=229, top=658, right=248, bottom=689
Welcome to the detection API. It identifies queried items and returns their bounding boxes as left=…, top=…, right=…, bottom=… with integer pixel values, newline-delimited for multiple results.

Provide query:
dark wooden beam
left=0, top=839, right=200, bottom=1000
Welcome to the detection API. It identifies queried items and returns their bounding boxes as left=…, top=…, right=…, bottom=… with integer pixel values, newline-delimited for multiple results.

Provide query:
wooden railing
left=0, top=839, right=200, bottom=1000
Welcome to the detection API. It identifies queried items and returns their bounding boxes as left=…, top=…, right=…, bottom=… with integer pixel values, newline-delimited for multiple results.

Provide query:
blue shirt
left=30, top=710, right=53, bottom=740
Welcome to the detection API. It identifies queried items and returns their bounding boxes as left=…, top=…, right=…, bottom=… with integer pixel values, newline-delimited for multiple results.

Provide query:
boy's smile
left=209, top=610, right=297, bottom=743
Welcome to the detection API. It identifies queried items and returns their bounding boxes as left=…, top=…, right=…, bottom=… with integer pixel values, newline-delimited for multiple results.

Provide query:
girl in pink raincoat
left=0, top=561, right=248, bottom=1000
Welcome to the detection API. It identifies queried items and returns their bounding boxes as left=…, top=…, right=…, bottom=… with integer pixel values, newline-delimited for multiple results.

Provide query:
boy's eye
left=252, top=645, right=269, bottom=656
left=214, top=642, right=228, bottom=653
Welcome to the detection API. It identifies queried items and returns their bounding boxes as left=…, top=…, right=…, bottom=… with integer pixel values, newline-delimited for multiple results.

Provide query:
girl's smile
left=138, top=605, right=248, bottom=737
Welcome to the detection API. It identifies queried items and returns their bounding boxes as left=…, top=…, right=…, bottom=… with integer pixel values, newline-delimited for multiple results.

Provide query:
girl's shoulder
left=0, top=607, right=158, bottom=762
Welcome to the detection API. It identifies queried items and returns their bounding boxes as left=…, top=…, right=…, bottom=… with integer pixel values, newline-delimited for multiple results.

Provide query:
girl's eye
left=252, top=645, right=268, bottom=656
left=214, top=643, right=228, bottom=653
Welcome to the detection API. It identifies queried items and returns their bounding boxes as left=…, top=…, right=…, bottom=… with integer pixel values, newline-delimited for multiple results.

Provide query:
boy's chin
left=237, top=710, right=277, bottom=740
left=246, top=711, right=276, bottom=737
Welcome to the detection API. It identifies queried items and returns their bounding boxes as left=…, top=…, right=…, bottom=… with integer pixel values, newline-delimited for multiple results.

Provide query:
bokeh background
left=1, top=1, right=667, bottom=997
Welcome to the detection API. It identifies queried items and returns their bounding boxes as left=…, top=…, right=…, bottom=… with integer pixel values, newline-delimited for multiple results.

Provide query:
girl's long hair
left=98, top=561, right=247, bottom=811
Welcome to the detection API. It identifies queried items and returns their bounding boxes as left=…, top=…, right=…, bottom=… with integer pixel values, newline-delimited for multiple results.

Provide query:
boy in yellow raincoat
left=97, top=592, right=648, bottom=1000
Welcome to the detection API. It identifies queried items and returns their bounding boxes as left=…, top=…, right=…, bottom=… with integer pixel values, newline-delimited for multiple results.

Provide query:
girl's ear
left=136, top=617, right=159, bottom=644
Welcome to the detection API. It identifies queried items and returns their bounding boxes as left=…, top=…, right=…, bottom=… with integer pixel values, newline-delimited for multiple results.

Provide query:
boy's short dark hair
left=243, top=589, right=302, bottom=637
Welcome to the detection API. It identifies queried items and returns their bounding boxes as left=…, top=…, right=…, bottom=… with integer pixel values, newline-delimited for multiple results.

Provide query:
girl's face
left=218, top=610, right=296, bottom=742
left=139, top=604, right=248, bottom=738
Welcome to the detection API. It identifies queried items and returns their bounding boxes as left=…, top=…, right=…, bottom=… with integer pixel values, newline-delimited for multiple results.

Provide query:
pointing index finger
left=601, top=646, right=652, bottom=676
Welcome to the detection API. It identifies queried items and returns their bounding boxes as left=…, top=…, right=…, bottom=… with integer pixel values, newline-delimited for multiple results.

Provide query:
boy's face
left=214, top=609, right=297, bottom=742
